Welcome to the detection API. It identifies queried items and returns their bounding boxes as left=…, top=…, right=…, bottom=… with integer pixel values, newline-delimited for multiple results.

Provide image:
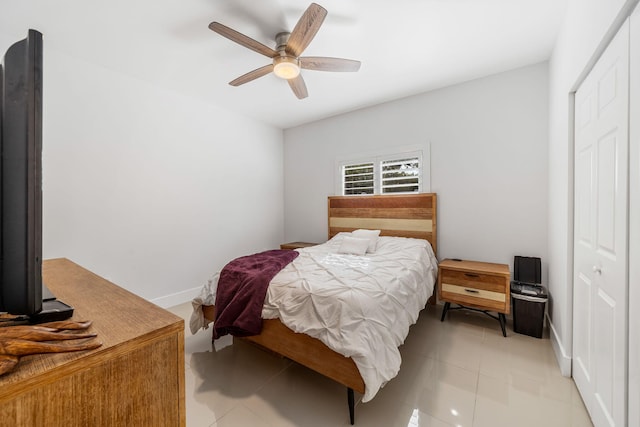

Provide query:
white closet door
left=573, top=19, right=629, bottom=427
left=628, top=6, right=640, bottom=427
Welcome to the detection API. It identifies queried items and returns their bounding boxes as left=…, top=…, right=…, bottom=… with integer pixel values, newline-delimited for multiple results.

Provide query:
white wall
left=284, top=63, right=548, bottom=269
left=1, top=35, right=284, bottom=306
left=547, top=0, right=634, bottom=375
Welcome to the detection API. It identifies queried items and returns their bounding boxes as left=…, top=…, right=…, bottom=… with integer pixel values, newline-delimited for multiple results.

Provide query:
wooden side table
left=437, top=259, right=511, bottom=336
left=280, top=242, right=318, bottom=250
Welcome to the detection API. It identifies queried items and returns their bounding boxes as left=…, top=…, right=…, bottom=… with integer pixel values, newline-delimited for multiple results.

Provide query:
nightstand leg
left=440, top=302, right=450, bottom=322
left=499, top=313, right=507, bottom=337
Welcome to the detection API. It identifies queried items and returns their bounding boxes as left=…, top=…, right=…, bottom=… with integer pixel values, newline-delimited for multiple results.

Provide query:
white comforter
left=191, top=233, right=438, bottom=402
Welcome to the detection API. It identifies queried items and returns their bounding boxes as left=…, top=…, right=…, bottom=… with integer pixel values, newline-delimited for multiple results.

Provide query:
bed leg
left=347, top=387, right=355, bottom=425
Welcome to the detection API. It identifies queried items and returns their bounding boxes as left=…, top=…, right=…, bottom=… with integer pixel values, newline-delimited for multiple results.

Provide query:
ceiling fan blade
left=288, top=74, right=308, bottom=99
left=300, top=57, right=361, bottom=72
left=209, top=22, right=278, bottom=58
left=229, top=64, right=274, bottom=86
left=285, top=3, right=327, bottom=57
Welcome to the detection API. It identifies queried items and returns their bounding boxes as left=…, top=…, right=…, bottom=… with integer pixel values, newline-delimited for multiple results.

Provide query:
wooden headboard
left=327, top=193, right=437, bottom=255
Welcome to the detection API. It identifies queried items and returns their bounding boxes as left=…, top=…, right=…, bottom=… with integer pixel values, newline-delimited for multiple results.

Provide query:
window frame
left=335, top=144, right=431, bottom=196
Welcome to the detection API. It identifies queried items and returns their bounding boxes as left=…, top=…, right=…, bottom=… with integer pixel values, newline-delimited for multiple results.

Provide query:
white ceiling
left=1, top=0, right=567, bottom=129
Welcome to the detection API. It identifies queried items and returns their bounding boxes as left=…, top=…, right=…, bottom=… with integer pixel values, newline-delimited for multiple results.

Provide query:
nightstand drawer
left=440, top=269, right=506, bottom=293
left=440, top=283, right=507, bottom=313
left=441, top=283, right=506, bottom=303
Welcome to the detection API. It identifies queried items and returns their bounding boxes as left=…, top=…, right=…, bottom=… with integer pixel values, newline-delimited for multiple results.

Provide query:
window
left=343, top=162, right=374, bottom=195
left=338, top=149, right=426, bottom=195
left=380, top=156, right=420, bottom=193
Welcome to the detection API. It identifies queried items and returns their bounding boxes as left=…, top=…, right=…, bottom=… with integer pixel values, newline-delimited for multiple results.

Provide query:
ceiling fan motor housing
left=273, top=32, right=300, bottom=79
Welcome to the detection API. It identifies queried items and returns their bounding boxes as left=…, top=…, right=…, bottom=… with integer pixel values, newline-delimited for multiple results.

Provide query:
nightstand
left=438, top=259, right=511, bottom=336
left=280, top=242, right=318, bottom=250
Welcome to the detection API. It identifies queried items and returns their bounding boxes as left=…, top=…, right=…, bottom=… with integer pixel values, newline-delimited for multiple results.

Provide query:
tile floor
left=167, top=302, right=593, bottom=427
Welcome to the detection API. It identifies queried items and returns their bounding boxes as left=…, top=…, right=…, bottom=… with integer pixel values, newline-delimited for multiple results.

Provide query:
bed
left=193, top=193, right=438, bottom=424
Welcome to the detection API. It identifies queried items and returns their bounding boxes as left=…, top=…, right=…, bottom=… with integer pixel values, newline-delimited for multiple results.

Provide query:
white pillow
left=352, top=229, right=381, bottom=253
left=338, top=236, right=370, bottom=256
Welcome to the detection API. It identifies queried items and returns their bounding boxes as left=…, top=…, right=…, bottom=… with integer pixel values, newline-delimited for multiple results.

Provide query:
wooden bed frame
left=202, top=193, right=437, bottom=424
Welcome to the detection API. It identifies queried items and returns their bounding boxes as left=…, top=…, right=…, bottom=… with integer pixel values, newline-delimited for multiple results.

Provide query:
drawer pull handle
left=464, top=288, right=480, bottom=294
left=464, top=273, right=480, bottom=278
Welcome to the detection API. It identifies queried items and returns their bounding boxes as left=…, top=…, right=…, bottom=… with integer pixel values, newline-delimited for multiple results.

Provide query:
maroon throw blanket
left=213, top=249, right=299, bottom=339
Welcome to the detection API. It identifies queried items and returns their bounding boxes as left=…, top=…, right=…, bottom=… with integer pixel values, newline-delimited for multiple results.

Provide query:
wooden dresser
left=438, top=259, right=510, bottom=336
left=0, top=258, right=186, bottom=426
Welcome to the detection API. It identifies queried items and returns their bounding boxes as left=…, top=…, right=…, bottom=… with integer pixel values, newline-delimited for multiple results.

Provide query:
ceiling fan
left=209, top=3, right=361, bottom=99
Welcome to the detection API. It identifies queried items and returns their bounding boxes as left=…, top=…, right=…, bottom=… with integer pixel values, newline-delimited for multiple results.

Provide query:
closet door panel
left=628, top=6, right=640, bottom=427
left=573, top=19, right=629, bottom=427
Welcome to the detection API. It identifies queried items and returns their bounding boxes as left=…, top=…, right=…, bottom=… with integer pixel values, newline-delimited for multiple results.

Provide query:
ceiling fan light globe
left=273, top=58, right=301, bottom=79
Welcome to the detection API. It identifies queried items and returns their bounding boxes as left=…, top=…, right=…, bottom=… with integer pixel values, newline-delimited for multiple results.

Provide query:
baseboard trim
left=151, top=286, right=200, bottom=309
left=547, top=313, right=572, bottom=377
